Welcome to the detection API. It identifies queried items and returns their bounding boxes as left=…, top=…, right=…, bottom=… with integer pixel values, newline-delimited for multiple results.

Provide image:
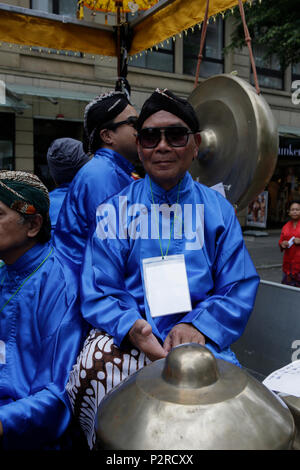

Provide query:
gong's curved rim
left=187, top=74, right=278, bottom=210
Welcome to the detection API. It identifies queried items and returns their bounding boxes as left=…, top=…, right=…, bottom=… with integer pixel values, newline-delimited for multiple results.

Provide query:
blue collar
left=94, top=148, right=135, bottom=176
left=144, top=172, right=193, bottom=205
left=3, top=242, right=53, bottom=278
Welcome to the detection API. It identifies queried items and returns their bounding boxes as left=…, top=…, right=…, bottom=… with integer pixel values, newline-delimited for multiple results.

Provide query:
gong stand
left=114, top=1, right=133, bottom=97
left=116, top=0, right=123, bottom=79
left=194, top=0, right=260, bottom=95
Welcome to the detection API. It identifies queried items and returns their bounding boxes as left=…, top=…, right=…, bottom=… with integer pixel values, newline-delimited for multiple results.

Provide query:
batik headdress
left=136, top=88, right=199, bottom=133
left=0, top=170, right=50, bottom=216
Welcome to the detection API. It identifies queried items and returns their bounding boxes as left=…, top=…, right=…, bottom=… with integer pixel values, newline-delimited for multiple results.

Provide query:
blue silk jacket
left=53, top=148, right=135, bottom=274
left=0, top=242, right=86, bottom=449
left=81, top=172, right=260, bottom=364
left=49, top=183, right=70, bottom=235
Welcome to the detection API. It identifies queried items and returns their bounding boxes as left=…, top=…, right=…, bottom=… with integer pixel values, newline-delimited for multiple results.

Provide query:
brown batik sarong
left=66, top=329, right=151, bottom=449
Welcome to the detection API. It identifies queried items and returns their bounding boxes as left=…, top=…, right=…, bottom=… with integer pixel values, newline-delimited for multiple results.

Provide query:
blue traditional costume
left=0, top=243, right=85, bottom=449
left=53, top=149, right=135, bottom=273
left=53, top=92, right=138, bottom=274
left=68, top=172, right=259, bottom=448
left=66, top=88, right=260, bottom=449
left=0, top=171, right=86, bottom=450
left=82, top=172, right=259, bottom=361
left=49, top=183, right=70, bottom=231
left=47, top=138, right=90, bottom=235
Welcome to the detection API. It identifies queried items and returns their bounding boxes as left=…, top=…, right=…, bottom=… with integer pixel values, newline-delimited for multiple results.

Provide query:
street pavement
left=243, top=229, right=283, bottom=283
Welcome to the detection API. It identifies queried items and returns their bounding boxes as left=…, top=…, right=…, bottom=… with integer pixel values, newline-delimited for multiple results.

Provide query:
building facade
left=0, top=0, right=299, bottom=226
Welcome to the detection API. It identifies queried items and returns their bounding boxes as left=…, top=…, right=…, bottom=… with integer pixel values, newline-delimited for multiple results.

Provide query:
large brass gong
left=188, top=74, right=278, bottom=211
left=96, top=344, right=295, bottom=450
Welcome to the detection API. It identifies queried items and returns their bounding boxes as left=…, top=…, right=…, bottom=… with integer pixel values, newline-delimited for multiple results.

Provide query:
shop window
left=30, top=0, right=77, bottom=17
left=130, top=41, right=174, bottom=73
left=0, top=113, right=15, bottom=170
left=34, top=118, right=83, bottom=190
left=267, top=135, right=300, bottom=227
left=292, top=63, right=300, bottom=81
left=251, top=44, right=284, bottom=90
left=183, top=17, right=224, bottom=78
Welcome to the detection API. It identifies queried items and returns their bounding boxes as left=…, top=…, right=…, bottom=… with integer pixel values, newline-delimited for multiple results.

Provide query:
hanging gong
left=187, top=74, right=278, bottom=211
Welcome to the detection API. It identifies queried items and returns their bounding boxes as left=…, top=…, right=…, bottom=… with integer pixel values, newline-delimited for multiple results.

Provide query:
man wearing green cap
left=0, top=171, right=86, bottom=450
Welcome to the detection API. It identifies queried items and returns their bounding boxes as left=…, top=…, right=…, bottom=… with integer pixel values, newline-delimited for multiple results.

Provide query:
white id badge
left=142, top=254, right=192, bottom=318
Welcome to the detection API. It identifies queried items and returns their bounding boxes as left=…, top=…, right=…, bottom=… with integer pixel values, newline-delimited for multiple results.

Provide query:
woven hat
left=0, top=170, right=51, bottom=241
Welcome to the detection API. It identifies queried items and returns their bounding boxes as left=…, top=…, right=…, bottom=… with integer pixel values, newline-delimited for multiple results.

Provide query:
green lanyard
left=0, top=247, right=53, bottom=314
left=149, top=178, right=181, bottom=259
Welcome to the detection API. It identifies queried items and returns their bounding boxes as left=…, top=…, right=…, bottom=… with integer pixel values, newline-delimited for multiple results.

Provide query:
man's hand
left=128, top=319, right=167, bottom=361
left=163, top=323, right=206, bottom=353
left=294, top=237, right=300, bottom=245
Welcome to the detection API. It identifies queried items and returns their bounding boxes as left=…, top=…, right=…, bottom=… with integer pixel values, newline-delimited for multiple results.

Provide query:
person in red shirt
left=279, top=199, right=300, bottom=287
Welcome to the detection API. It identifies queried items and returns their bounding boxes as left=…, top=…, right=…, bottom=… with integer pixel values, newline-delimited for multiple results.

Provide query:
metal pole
left=116, top=2, right=122, bottom=78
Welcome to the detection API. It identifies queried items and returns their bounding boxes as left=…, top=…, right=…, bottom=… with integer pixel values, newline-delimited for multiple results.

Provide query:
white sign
left=142, top=254, right=192, bottom=318
left=263, top=360, right=300, bottom=397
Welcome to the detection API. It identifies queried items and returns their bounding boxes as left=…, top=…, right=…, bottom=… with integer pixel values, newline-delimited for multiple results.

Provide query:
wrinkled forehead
left=141, top=110, right=190, bottom=129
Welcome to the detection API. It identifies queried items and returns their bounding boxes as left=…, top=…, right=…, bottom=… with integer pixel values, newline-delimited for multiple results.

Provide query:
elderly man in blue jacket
left=66, top=89, right=260, bottom=449
left=0, top=170, right=86, bottom=450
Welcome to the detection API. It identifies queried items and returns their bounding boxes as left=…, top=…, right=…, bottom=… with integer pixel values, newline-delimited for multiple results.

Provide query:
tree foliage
left=226, top=0, right=300, bottom=69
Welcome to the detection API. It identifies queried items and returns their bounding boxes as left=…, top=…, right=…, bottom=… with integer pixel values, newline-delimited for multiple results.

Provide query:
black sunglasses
left=137, top=126, right=194, bottom=148
left=107, top=116, right=138, bottom=131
